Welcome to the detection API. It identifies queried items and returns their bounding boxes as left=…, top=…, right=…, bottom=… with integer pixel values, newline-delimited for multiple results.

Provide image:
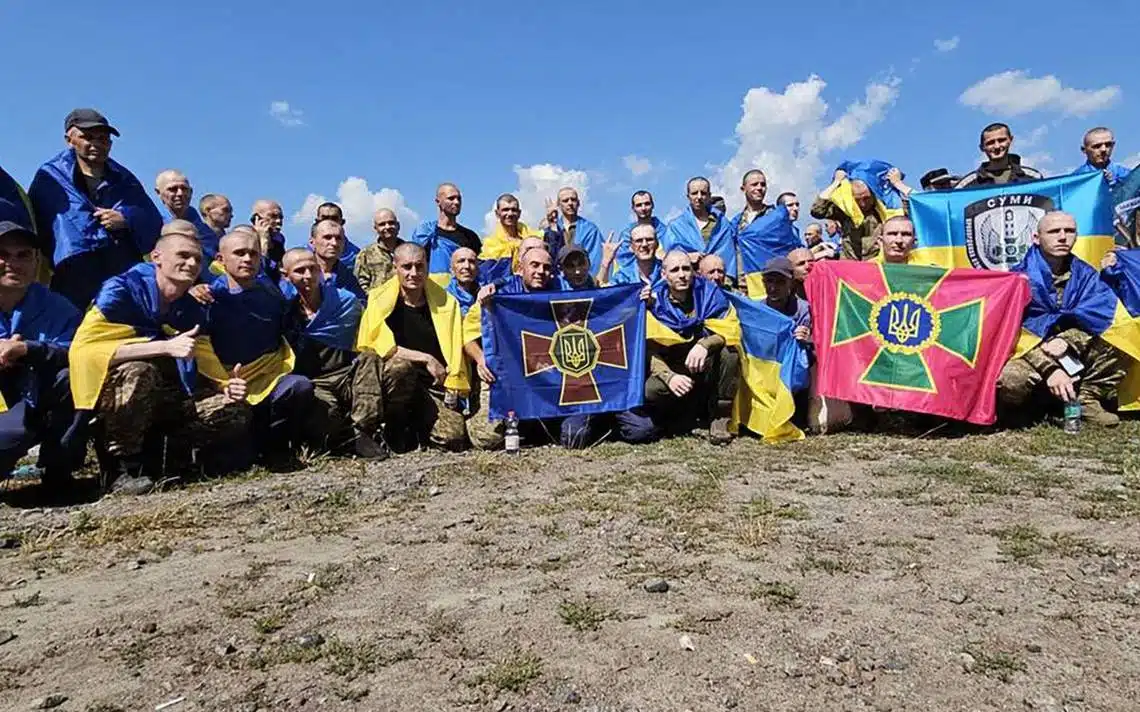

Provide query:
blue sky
left=1, top=0, right=1135, bottom=246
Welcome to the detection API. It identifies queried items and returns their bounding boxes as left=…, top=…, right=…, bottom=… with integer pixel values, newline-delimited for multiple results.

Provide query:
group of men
left=0, top=108, right=1136, bottom=499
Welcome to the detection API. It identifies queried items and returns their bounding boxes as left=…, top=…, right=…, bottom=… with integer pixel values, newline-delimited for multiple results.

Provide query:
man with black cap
left=29, top=108, right=163, bottom=309
left=0, top=221, right=86, bottom=495
left=955, top=123, right=1043, bottom=189
left=919, top=169, right=958, bottom=192
left=762, top=256, right=813, bottom=421
left=556, top=243, right=596, bottom=290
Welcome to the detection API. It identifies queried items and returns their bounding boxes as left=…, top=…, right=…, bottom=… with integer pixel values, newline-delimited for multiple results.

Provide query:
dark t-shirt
left=436, top=224, right=481, bottom=254
left=386, top=299, right=445, bottom=366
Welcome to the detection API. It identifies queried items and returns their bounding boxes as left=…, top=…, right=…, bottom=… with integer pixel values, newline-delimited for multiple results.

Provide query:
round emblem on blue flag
left=548, top=324, right=601, bottom=377
left=869, top=292, right=941, bottom=354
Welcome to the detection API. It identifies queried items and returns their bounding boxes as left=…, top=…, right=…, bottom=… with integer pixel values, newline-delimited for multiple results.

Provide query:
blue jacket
left=28, top=149, right=162, bottom=267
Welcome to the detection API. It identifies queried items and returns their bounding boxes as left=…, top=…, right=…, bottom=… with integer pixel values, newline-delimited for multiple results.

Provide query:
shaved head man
left=1076, top=126, right=1130, bottom=187
left=645, top=250, right=737, bottom=444
left=313, top=201, right=362, bottom=270
left=407, top=183, right=481, bottom=285
left=310, top=218, right=366, bottom=299
left=787, top=247, right=813, bottom=293
left=698, top=253, right=726, bottom=287
left=250, top=198, right=286, bottom=280
left=154, top=170, right=220, bottom=279
left=998, top=210, right=1126, bottom=427
left=446, top=246, right=479, bottom=314
left=199, top=193, right=233, bottom=236
left=662, top=176, right=738, bottom=286
left=878, top=216, right=918, bottom=265
left=354, top=207, right=405, bottom=292
left=543, top=186, right=606, bottom=283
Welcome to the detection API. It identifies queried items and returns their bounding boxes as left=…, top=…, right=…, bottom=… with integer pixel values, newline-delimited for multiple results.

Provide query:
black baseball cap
left=64, top=108, right=120, bottom=137
left=762, top=256, right=794, bottom=279
left=557, top=243, right=588, bottom=265
left=0, top=221, right=37, bottom=245
left=920, top=168, right=956, bottom=191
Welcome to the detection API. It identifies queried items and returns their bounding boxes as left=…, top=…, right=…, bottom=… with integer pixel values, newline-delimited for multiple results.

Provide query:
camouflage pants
left=466, top=383, right=504, bottom=451
left=997, top=335, right=1125, bottom=409
left=381, top=356, right=467, bottom=451
left=306, top=352, right=385, bottom=451
left=96, top=360, right=251, bottom=458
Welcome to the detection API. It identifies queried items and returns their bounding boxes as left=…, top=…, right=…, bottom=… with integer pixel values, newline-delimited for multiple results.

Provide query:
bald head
left=515, top=237, right=546, bottom=274
left=435, top=183, right=462, bottom=219
left=1081, top=126, right=1115, bottom=169
left=557, top=187, right=581, bottom=220
left=394, top=242, right=427, bottom=264
left=372, top=208, right=400, bottom=245
left=663, top=250, right=695, bottom=295
left=251, top=199, right=284, bottom=236
left=850, top=180, right=874, bottom=211
left=697, top=253, right=726, bottom=286
left=787, top=247, right=813, bottom=282
left=151, top=233, right=203, bottom=289
left=1034, top=210, right=1078, bottom=260
left=155, top=169, right=192, bottom=217
left=282, top=248, right=321, bottom=300
left=450, top=247, right=478, bottom=286
left=879, top=216, right=916, bottom=264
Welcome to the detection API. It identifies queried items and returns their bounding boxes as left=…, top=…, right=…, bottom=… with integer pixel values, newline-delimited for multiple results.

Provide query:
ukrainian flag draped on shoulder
left=663, top=207, right=738, bottom=279
left=0, top=284, right=81, bottom=412
left=549, top=216, right=605, bottom=275
left=478, top=222, right=543, bottom=284
left=726, top=294, right=807, bottom=444
left=198, top=275, right=295, bottom=405
left=829, top=160, right=906, bottom=228
left=1101, top=248, right=1140, bottom=411
left=356, top=278, right=469, bottom=394
left=1013, top=247, right=1140, bottom=396
left=614, top=217, right=667, bottom=277
left=69, top=263, right=214, bottom=409
left=408, top=220, right=471, bottom=287
left=910, top=171, right=1115, bottom=270
left=446, top=277, right=477, bottom=315
left=646, top=277, right=739, bottom=346
left=300, top=279, right=362, bottom=353
left=29, top=149, right=163, bottom=266
left=481, top=283, right=646, bottom=420
left=734, top=204, right=802, bottom=296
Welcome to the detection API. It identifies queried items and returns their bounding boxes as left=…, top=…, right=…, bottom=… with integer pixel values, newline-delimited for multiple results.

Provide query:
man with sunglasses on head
left=29, top=108, right=163, bottom=309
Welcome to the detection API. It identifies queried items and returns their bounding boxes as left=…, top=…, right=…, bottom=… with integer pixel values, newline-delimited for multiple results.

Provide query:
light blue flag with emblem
left=909, top=171, right=1115, bottom=271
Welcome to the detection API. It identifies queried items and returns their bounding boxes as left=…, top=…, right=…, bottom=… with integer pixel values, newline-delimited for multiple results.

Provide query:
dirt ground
left=2, top=421, right=1139, bottom=712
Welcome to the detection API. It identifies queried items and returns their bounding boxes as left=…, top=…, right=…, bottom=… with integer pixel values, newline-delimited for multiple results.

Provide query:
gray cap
left=762, top=256, right=794, bottom=279
left=557, top=243, right=588, bottom=265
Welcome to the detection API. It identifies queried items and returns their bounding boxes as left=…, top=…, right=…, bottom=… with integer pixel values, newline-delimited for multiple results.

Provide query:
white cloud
left=1021, top=124, right=1049, bottom=148
left=711, top=74, right=900, bottom=215
left=482, top=164, right=594, bottom=234
left=269, top=100, right=305, bottom=127
left=622, top=155, right=653, bottom=177
left=292, top=177, right=419, bottom=238
left=933, top=36, right=960, bottom=52
left=1121, top=152, right=1140, bottom=169
left=959, top=71, right=1121, bottom=117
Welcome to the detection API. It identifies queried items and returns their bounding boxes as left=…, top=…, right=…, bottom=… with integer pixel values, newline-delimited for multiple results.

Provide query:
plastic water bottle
left=504, top=411, right=520, bottom=454
left=1063, top=399, right=1082, bottom=435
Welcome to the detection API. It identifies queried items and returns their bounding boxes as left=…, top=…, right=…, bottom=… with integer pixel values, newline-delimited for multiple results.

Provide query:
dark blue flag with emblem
left=482, top=284, right=646, bottom=420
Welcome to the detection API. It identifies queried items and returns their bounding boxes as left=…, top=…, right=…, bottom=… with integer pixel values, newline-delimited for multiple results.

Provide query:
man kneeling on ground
left=356, top=243, right=469, bottom=451
left=281, top=248, right=389, bottom=459
left=69, top=231, right=251, bottom=494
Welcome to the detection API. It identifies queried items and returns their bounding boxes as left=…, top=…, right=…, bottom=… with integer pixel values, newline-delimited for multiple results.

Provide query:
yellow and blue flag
left=829, top=160, right=906, bottom=228
left=357, top=278, right=469, bottom=394
left=481, top=283, right=646, bottom=420
left=1098, top=248, right=1140, bottom=410
left=910, top=171, right=1115, bottom=270
left=726, top=293, right=807, bottom=444
left=70, top=263, right=216, bottom=409
left=478, top=222, right=544, bottom=284
left=735, top=204, right=802, bottom=296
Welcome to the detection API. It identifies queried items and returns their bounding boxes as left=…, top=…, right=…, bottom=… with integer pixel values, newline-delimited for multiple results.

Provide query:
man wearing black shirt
left=356, top=243, right=469, bottom=451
